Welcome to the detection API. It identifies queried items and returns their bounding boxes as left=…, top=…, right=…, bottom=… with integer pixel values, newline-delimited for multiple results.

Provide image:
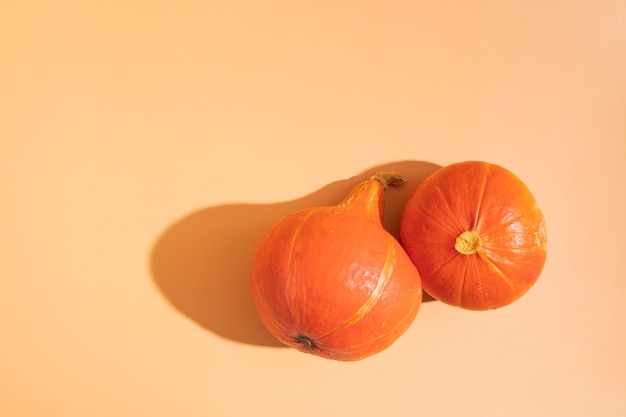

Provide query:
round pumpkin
left=251, top=172, right=422, bottom=361
left=399, top=161, right=547, bottom=310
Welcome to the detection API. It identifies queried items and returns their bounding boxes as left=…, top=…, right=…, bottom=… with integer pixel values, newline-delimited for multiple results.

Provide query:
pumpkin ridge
left=420, top=250, right=460, bottom=280
left=458, top=254, right=470, bottom=306
left=327, top=287, right=421, bottom=352
left=483, top=244, right=543, bottom=252
left=413, top=205, right=459, bottom=237
left=435, top=184, right=466, bottom=233
left=470, top=255, right=490, bottom=305
left=477, top=251, right=517, bottom=291
left=316, top=236, right=397, bottom=339
left=284, top=208, right=322, bottom=332
left=472, top=166, right=489, bottom=230
left=481, top=214, right=546, bottom=251
left=480, top=212, right=527, bottom=236
left=484, top=201, right=541, bottom=234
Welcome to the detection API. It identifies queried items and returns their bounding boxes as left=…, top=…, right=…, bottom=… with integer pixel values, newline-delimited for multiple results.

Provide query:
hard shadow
left=149, top=160, right=442, bottom=347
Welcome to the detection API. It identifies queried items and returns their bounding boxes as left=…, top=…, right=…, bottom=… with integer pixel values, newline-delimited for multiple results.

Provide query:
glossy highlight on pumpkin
left=251, top=172, right=422, bottom=361
left=399, top=161, right=547, bottom=310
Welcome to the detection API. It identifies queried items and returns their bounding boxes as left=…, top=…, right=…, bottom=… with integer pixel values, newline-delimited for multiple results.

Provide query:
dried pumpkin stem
left=370, top=171, right=406, bottom=190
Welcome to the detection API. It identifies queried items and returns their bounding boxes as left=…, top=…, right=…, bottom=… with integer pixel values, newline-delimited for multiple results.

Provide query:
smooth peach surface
left=1, top=1, right=625, bottom=416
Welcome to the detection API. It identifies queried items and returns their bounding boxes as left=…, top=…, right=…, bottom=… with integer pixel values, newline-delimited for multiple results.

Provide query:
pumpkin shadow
left=149, top=160, right=442, bottom=347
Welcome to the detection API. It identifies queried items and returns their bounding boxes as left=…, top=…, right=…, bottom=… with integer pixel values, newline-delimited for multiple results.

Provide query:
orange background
left=2, top=1, right=625, bottom=416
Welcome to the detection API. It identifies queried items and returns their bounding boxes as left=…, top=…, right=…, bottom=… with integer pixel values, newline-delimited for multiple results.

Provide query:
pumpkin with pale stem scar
left=400, top=161, right=547, bottom=310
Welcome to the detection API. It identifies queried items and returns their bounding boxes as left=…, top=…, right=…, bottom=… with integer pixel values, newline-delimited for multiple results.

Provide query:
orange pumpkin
left=251, top=172, right=422, bottom=361
left=399, top=161, right=547, bottom=310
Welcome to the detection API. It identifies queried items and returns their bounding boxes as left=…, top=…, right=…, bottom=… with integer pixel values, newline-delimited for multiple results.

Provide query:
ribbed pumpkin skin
left=400, top=161, right=547, bottom=310
left=251, top=176, right=422, bottom=361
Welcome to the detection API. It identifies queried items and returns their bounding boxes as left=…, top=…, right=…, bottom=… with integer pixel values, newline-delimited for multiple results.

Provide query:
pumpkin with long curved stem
left=251, top=172, right=422, bottom=361
left=400, top=161, right=547, bottom=310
